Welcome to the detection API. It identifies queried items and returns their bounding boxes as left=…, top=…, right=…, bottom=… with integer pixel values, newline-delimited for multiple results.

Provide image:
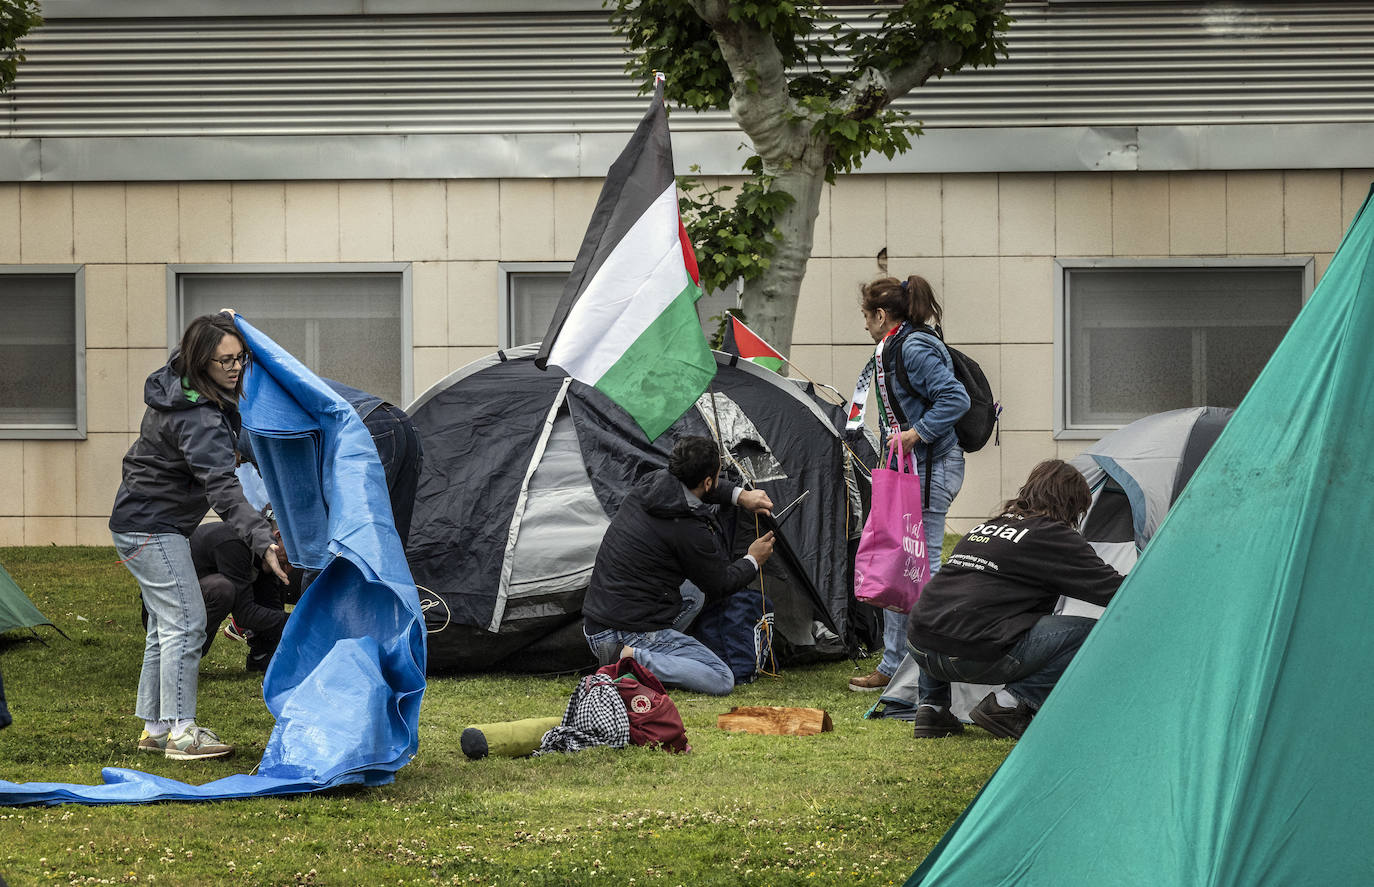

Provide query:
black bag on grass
left=694, top=592, right=775, bottom=684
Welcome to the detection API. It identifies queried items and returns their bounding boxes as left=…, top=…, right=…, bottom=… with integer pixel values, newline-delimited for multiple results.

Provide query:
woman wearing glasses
left=110, top=311, right=288, bottom=760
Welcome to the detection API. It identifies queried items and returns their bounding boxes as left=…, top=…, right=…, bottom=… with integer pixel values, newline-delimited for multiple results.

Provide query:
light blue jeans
left=879, top=445, right=965, bottom=677
left=113, top=531, right=206, bottom=722
left=585, top=623, right=734, bottom=696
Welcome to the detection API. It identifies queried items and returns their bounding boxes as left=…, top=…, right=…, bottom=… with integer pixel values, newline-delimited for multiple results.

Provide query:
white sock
left=917, top=704, right=946, bottom=713
left=994, top=689, right=1018, bottom=708
left=171, top=718, right=195, bottom=737
left=143, top=719, right=170, bottom=737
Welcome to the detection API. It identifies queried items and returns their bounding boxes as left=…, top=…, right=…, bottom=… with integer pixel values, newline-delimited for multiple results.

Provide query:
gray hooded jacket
left=108, top=356, right=273, bottom=558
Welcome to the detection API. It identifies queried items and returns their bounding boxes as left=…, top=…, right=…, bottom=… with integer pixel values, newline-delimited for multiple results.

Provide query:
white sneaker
left=164, top=724, right=235, bottom=760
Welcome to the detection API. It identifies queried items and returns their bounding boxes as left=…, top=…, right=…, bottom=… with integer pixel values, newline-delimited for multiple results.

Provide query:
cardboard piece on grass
left=718, top=706, right=833, bottom=736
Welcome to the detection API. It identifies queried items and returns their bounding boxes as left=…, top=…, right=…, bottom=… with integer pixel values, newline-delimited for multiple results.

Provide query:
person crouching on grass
left=581, top=436, right=775, bottom=695
left=904, top=459, right=1124, bottom=740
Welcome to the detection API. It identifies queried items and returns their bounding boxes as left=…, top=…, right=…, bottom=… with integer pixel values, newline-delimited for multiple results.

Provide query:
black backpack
left=693, top=592, right=775, bottom=685
left=890, top=326, right=1001, bottom=453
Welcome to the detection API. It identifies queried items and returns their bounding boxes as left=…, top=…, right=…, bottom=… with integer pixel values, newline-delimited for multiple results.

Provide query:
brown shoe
left=848, top=669, right=890, bottom=692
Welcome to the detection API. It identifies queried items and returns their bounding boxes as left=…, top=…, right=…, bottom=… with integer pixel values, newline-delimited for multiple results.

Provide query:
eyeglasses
left=211, top=352, right=250, bottom=370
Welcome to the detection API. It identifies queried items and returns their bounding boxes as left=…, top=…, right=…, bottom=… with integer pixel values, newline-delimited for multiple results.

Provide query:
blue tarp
left=0, top=316, right=426, bottom=805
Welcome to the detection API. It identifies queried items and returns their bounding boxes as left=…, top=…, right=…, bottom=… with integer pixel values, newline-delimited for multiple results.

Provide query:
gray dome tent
left=405, top=344, right=878, bottom=674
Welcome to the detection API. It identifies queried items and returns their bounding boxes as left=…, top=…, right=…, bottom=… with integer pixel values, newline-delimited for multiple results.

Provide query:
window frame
left=167, top=263, right=413, bottom=405
left=498, top=261, right=574, bottom=350
left=1053, top=256, right=1314, bottom=439
left=0, top=264, right=86, bottom=440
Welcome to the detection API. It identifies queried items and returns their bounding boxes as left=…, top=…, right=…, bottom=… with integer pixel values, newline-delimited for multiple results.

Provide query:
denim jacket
left=886, top=323, right=970, bottom=459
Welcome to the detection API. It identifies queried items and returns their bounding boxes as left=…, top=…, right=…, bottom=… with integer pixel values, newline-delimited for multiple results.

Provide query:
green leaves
left=816, top=105, right=920, bottom=182
left=678, top=174, right=794, bottom=296
left=851, top=1, right=1012, bottom=74
left=608, top=0, right=733, bottom=110
left=0, top=0, right=43, bottom=92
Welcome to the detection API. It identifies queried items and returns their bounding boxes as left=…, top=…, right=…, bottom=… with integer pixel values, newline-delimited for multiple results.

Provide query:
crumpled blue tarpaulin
left=0, top=316, right=426, bottom=804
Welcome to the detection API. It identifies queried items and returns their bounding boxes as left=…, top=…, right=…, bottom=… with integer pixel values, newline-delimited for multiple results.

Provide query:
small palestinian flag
left=535, top=77, right=715, bottom=441
left=722, top=315, right=785, bottom=373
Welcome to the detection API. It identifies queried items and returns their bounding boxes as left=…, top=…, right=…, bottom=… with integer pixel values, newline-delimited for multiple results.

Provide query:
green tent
left=908, top=185, right=1374, bottom=887
left=0, top=560, right=55, bottom=636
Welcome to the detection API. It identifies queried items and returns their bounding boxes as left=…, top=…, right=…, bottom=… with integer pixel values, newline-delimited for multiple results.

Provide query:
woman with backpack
left=849, top=275, right=970, bottom=693
left=110, top=311, right=289, bottom=760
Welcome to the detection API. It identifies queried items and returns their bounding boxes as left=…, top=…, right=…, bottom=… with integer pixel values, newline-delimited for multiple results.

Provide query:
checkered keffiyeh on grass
left=534, top=674, right=630, bottom=755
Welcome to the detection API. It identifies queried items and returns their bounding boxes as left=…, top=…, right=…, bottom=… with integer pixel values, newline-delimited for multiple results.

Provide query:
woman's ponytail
left=906, top=275, right=942, bottom=329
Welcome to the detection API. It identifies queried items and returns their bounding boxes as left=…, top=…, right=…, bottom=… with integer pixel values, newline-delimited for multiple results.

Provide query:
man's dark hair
left=668, top=436, right=720, bottom=489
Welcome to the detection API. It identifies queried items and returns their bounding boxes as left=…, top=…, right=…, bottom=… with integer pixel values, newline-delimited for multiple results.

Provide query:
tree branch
left=847, top=40, right=963, bottom=119
left=688, top=0, right=810, bottom=159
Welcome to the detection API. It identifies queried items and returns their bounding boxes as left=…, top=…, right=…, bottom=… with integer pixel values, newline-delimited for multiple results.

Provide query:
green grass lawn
left=0, top=546, right=1009, bottom=886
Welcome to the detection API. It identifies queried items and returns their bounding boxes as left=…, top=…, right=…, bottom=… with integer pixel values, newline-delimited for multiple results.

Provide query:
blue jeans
left=880, top=445, right=965, bottom=676
left=675, top=581, right=705, bottom=633
left=907, top=615, right=1097, bottom=710
left=585, top=625, right=734, bottom=696
left=113, top=531, right=206, bottom=722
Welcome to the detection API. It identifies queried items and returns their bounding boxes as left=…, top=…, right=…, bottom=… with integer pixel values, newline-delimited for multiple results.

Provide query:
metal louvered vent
left=5, top=3, right=1374, bottom=138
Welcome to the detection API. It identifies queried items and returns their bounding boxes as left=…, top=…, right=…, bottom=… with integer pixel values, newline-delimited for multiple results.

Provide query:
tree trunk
left=739, top=147, right=828, bottom=363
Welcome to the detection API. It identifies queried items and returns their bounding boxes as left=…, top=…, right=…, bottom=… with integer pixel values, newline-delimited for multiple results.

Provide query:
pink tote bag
left=853, top=437, right=930, bottom=614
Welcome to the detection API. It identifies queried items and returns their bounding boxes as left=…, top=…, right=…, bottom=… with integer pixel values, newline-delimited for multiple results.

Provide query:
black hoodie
left=907, top=512, right=1123, bottom=660
left=109, top=357, right=273, bottom=558
left=582, top=468, right=756, bottom=634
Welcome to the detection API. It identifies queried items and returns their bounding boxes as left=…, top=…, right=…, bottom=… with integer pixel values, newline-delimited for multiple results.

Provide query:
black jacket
left=582, top=469, right=756, bottom=633
left=109, top=357, right=273, bottom=557
left=191, top=520, right=260, bottom=594
left=907, top=512, right=1123, bottom=659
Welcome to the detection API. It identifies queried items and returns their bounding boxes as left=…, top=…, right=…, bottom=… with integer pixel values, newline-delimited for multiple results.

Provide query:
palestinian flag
left=535, top=80, right=715, bottom=441
left=722, top=315, right=785, bottom=373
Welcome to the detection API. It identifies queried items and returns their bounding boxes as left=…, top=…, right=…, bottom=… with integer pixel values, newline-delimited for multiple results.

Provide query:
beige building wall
left=1, top=168, right=1369, bottom=545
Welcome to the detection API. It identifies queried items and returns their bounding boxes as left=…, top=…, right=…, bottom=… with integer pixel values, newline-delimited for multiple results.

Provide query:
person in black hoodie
left=906, top=459, right=1124, bottom=740
left=110, top=312, right=289, bottom=761
left=582, top=436, right=775, bottom=695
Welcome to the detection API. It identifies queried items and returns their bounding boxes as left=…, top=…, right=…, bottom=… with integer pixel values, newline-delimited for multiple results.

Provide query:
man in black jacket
left=582, top=436, right=775, bottom=695
left=906, top=459, right=1124, bottom=740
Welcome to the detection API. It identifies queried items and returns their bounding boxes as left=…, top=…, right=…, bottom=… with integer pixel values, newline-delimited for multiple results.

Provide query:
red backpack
left=595, top=658, right=690, bottom=753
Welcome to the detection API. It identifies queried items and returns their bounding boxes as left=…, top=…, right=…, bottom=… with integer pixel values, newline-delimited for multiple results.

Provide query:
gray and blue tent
left=1065, top=404, right=1233, bottom=609
left=405, top=344, right=878, bottom=674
